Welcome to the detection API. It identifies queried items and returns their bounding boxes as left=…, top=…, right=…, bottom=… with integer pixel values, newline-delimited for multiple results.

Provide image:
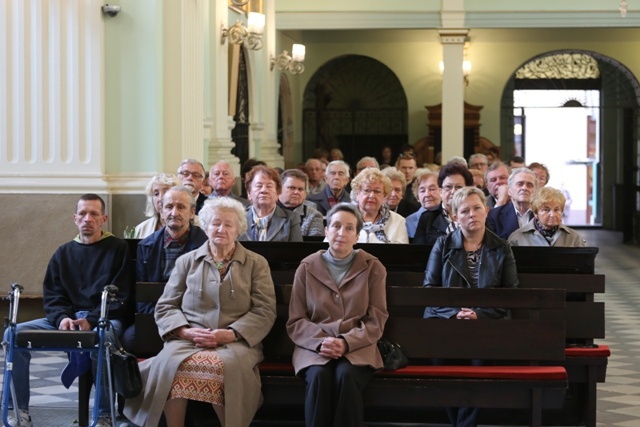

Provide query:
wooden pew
left=126, top=241, right=605, bottom=427
left=133, top=282, right=567, bottom=427
left=259, top=285, right=567, bottom=427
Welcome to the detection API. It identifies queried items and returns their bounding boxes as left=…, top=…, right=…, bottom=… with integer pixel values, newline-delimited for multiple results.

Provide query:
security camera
left=102, top=4, right=121, bottom=17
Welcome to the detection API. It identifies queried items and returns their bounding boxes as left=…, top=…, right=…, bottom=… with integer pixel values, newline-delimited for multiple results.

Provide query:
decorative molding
left=277, top=10, right=639, bottom=30
left=516, top=53, right=600, bottom=80
left=276, top=12, right=440, bottom=30
left=466, top=11, right=640, bottom=28
left=0, top=174, right=152, bottom=194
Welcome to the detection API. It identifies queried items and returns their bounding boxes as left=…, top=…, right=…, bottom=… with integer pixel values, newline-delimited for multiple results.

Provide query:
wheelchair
left=1, top=283, right=119, bottom=427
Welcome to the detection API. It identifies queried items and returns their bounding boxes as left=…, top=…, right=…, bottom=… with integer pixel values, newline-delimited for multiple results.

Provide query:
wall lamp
left=270, top=44, right=306, bottom=75
left=439, top=60, right=472, bottom=86
left=220, top=12, right=265, bottom=51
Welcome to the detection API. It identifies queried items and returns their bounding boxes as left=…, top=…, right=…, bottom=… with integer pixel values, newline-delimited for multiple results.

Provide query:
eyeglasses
left=442, top=185, right=464, bottom=192
left=360, top=188, right=384, bottom=196
left=179, top=170, right=204, bottom=179
left=398, top=152, right=415, bottom=159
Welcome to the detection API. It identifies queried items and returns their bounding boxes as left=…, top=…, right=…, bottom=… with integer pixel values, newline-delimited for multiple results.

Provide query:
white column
left=206, top=0, right=240, bottom=175
left=0, top=0, right=105, bottom=192
left=254, top=0, right=284, bottom=168
left=439, top=29, right=468, bottom=162
left=181, top=0, right=205, bottom=161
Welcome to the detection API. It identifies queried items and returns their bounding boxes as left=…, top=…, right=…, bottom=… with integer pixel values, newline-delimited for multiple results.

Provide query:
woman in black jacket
left=423, top=186, right=519, bottom=427
left=423, top=186, right=518, bottom=318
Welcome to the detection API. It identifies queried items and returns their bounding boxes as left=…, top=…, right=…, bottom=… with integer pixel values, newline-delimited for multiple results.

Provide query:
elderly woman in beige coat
left=287, top=203, right=388, bottom=427
left=124, top=197, right=276, bottom=427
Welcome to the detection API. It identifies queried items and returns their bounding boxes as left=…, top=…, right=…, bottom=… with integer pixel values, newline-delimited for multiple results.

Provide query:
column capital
left=438, top=29, right=469, bottom=44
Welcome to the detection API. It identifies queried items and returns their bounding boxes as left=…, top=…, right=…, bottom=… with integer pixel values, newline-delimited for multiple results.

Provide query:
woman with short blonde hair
left=349, top=168, right=408, bottom=243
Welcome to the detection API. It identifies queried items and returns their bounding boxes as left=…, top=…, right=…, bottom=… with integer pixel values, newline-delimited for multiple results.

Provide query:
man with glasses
left=396, top=152, right=421, bottom=211
left=278, top=169, right=325, bottom=237
left=485, top=162, right=511, bottom=208
left=468, top=153, right=489, bottom=174
left=177, top=159, right=207, bottom=213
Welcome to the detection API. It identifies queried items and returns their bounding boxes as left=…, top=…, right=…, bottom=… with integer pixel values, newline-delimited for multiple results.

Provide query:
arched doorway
left=302, top=55, right=408, bottom=167
left=500, top=51, right=640, bottom=240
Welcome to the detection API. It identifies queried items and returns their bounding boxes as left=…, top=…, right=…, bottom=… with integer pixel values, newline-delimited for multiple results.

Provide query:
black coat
left=413, top=205, right=448, bottom=245
left=423, top=227, right=518, bottom=319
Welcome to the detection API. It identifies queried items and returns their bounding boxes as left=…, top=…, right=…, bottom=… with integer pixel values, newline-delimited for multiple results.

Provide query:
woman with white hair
left=134, top=173, right=180, bottom=238
left=124, top=197, right=277, bottom=427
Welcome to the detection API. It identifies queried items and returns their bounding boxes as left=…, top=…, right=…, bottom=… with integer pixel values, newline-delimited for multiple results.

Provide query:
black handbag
left=377, top=339, right=409, bottom=371
left=109, top=341, right=143, bottom=398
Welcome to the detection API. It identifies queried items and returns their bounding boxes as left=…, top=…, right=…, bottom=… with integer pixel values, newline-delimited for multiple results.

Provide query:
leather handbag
left=377, top=339, right=409, bottom=371
left=110, top=338, right=143, bottom=398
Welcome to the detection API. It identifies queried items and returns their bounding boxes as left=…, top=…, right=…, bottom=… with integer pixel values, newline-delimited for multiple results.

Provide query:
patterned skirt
left=168, top=350, right=225, bottom=405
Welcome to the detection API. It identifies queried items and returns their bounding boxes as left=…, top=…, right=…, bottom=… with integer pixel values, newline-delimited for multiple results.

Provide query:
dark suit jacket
left=135, top=225, right=207, bottom=312
left=395, top=199, right=420, bottom=218
left=209, top=192, right=250, bottom=208
left=413, top=204, right=448, bottom=245
left=195, top=193, right=208, bottom=214
left=487, top=203, right=533, bottom=240
left=238, top=205, right=303, bottom=242
left=306, top=185, right=351, bottom=215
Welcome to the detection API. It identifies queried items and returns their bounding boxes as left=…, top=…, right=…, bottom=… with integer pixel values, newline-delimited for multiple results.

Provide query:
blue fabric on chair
left=61, top=352, right=92, bottom=388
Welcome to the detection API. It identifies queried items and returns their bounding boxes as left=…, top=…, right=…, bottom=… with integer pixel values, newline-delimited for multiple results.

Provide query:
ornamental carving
left=516, top=53, right=600, bottom=79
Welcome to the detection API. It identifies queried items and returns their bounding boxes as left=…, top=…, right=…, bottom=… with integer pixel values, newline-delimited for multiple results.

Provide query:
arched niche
left=302, top=55, right=408, bottom=167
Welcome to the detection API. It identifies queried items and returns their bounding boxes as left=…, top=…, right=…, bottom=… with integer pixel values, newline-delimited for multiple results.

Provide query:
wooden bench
left=133, top=282, right=567, bottom=427
left=126, top=241, right=606, bottom=426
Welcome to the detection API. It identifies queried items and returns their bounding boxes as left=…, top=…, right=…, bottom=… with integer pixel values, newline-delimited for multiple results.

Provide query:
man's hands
left=494, top=184, right=510, bottom=207
left=319, top=337, right=347, bottom=359
left=175, top=327, right=236, bottom=348
left=59, top=318, right=91, bottom=331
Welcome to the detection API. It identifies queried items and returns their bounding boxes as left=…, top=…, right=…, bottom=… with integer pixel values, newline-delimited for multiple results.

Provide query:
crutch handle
left=103, top=284, right=119, bottom=296
left=99, top=284, right=120, bottom=322
left=8, top=283, right=23, bottom=324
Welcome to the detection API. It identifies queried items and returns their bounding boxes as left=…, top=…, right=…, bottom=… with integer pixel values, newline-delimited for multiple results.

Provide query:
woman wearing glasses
left=349, top=167, right=409, bottom=243
left=414, top=162, right=473, bottom=243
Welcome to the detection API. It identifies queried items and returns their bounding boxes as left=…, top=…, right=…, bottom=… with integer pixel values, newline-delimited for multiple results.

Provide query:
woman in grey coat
left=508, top=186, right=585, bottom=247
left=124, top=197, right=277, bottom=427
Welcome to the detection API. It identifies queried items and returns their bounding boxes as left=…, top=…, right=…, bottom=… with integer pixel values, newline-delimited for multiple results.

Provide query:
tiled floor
left=0, top=228, right=638, bottom=426
left=587, top=230, right=640, bottom=427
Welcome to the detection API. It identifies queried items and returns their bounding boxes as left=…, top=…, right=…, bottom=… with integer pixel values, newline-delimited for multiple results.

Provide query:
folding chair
left=2, top=284, right=119, bottom=427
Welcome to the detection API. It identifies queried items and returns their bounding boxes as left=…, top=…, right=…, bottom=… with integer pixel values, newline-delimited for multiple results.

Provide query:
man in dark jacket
left=3, top=194, right=133, bottom=427
left=121, top=186, right=207, bottom=349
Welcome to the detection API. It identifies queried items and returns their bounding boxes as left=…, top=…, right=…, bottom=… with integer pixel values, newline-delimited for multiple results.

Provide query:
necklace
left=212, top=244, right=236, bottom=269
